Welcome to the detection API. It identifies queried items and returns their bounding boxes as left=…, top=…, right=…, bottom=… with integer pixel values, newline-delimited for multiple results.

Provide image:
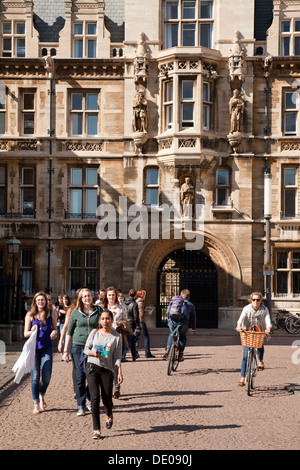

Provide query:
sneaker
left=77, top=407, right=85, bottom=416
left=178, top=356, right=184, bottom=362
left=162, top=351, right=169, bottom=360
left=106, top=415, right=113, bottom=429
left=92, top=431, right=101, bottom=439
left=114, top=390, right=120, bottom=399
left=86, top=399, right=92, bottom=411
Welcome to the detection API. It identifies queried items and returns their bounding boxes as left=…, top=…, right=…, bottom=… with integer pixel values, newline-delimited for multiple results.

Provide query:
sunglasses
left=251, top=298, right=261, bottom=302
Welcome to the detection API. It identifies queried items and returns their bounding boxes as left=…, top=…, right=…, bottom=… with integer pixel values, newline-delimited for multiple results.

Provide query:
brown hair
left=29, top=291, right=48, bottom=325
left=248, top=291, right=263, bottom=303
left=180, top=289, right=190, bottom=299
left=103, top=286, right=118, bottom=309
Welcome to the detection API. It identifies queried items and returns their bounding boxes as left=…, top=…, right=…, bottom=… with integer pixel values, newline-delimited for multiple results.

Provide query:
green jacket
left=67, top=305, right=103, bottom=346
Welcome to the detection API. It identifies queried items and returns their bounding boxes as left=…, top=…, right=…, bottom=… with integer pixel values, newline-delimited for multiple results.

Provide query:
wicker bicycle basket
left=240, top=330, right=266, bottom=348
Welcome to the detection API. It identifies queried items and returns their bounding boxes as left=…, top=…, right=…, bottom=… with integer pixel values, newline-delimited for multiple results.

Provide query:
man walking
left=163, top=289, right=196, bottom=361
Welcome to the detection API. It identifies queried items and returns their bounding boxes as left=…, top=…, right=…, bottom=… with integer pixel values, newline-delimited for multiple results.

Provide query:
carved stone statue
left=133, top=91, right=148, bottom=133
left=180, top=177, right=194, bottom=217
left=228, top=30, right=245, bottom=83
left=229, top=89, right=245, bottom=134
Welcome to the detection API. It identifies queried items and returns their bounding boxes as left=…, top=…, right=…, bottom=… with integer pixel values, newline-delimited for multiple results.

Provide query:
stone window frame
left=20, top=88, right=36, bottom=136
left=282, top=165, right=299, bottom=219
left=203, top=80, right=213, bottom=130
left=181, top=78, right=195, bottom=129
left=20, top=248, right=34, bottom=295
left=280, top=18, right=300, bottom=56
left=144, top=166, right=160, bottom=207
left=163, top=79, right=173, bottom=131
left=215, top=167, right=231, bottom=207
left=283, top=88, right=298, bottom=136
left=0, top=165, right=6, bottom=215
left=275, top=249, right=300, bottom=298
left=69, top=89, right=100, bottom=137
left=20, top=166, right=35, bottom=217
left=164, top=0, right=214, bottom=49
left=1, top=20, right=26, bottom=58
left=72, top=21, right=97, bottom=58
left=68, top=166, right=99, bottom=219
left=68, top=248, right=98, bottom=294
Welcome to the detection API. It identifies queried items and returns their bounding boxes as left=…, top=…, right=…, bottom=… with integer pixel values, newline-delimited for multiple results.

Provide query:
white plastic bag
left=12, top=328, right=37, bottom=384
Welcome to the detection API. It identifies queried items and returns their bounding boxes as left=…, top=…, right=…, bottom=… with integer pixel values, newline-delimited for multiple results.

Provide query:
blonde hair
left=248, top=291, right=263, bottom=302
left=74, top=288, right=94, bottom=311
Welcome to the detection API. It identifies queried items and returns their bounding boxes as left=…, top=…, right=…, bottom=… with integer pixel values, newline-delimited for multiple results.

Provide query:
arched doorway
left=157, top=249, right=218, bottom=328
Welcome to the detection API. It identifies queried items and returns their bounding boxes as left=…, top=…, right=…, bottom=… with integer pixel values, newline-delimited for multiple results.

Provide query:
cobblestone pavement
left=0, top=330, right=299, bottom=453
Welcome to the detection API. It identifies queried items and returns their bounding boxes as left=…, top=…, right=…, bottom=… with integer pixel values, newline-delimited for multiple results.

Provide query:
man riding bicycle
left=163, top=289, right=196, bottom=361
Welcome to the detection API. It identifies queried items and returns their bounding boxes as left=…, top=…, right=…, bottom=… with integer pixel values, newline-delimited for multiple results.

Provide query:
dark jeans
left=31, top=346, right=53, bottom=404
left=140, top=321, right=150, bottom=356
left=86, top=363, right=114, bottom=431
left=71, top=344, right=90, bottom=408
left=166, top=319, right=189, bottom=356
left=127, top=333, right=138, bottom=359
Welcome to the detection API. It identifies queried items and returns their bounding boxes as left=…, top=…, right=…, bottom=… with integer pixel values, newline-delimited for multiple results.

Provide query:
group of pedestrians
left=22, top=285, right=272, bottom=439
left=23, top=285, right=155, bottom=439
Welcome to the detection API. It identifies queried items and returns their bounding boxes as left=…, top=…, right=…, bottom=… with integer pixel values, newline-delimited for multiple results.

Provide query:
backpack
left=167, top=296, right=186, bottom=322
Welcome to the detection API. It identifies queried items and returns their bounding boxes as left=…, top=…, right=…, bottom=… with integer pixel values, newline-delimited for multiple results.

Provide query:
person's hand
left=50, top=330, right=57, bottom=341
left=91, top=348, right=99, bottom=358
left=189, top=329, right=195, bottom=334
left=236, top=325, right=242, bottom=332
left=63, top=351, right=69, bottom=362
left=265, top=328, right=271, bottom=334
left=118, top=372, right=123, bottom=385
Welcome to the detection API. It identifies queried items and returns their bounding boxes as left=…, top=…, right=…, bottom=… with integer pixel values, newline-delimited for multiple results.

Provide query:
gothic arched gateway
left=156, top=249, right=218, bottom=328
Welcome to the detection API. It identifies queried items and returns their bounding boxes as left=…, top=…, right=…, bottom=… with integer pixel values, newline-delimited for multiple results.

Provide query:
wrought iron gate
left=157, top=249, right=218, bottom=328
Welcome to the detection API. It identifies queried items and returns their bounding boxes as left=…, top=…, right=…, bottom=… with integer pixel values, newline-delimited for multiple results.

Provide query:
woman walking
left=24, top=291, right=57, bottom=414
left=103, top=286, right=127, bottom=398
left=63, top=288, right=102, bottom=415
left=136, top=289, right=155, bottom=358
left=84, top=309, right=123, bottom=439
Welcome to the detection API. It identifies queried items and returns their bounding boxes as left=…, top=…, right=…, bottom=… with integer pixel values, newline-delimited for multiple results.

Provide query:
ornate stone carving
left=180, top=177, right=195, bottom=218
left=227, top=89, right=245, bottom=153
left=228, top=30, right=245, bottom=84
left=133, top=91, right=148, bottom=133
left=133, top=32, right=149, bottom=84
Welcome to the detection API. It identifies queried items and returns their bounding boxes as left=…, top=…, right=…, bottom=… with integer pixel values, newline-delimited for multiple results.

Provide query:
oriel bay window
left=181, top=80, right=194, bottom=128
left=69, top=167, right=98, bottom=218
left=69, top=249, right=98, bottom=293
left=276, top=250, right=300, bottom=297
left=164, top=81, right=173, bottom=130
left=70, top=91, right=99, bottom=136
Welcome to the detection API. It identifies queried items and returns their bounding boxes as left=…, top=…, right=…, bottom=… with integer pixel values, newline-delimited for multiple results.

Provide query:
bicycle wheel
left=246, top=349, right=254, bottom=396
left=167, top=342, right=176, bottom=375
left=172, top=342, right=180, bottom=371
left=285, top=316, right=300, bottom=334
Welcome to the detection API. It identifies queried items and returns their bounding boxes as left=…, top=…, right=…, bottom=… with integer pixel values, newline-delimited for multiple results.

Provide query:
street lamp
left=264, top=167, right=272, bottom=315
left=7, top=236, right=21, bottom=280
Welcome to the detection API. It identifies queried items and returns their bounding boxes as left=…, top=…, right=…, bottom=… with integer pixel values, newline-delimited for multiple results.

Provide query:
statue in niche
left=229, top=89, right=245, bottom=134
left=180, top=177, right=195, bottom=218
left=133, top=32, right=149, bottom=84
left=133, top=91, right=148, bottom=133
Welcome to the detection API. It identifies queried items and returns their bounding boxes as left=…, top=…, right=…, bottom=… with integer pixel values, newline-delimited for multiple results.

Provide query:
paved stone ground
left=0, top=330, right=300, bottom=453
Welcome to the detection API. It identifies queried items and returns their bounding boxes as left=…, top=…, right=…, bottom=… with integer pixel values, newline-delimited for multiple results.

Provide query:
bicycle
left=167, top=321, right=181, bottom=376
left=240, top=329, right=266, bottom=396
left=271, top=309, right=290, bottom=331
left=285, top=312, right=300, bottom=334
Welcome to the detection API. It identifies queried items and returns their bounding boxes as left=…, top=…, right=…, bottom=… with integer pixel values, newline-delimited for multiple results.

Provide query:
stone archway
left=133, top=230, right=242, bottom=328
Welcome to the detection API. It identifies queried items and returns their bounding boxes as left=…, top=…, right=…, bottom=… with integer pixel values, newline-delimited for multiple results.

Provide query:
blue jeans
left=31, top=346, right=53, bottom=404
left=71, top=344, right=89, bottom=408
left=241, top=346, right=264, bottom=377
left=166, top=319, right=189, bottom=356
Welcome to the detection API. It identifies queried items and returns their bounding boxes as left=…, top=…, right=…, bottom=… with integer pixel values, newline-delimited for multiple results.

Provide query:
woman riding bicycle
left=236, top=291, right=272, bottom=387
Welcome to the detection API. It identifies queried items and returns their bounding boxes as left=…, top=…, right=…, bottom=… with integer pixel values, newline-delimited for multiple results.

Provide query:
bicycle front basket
left=240, top=330, right=266, bottom=348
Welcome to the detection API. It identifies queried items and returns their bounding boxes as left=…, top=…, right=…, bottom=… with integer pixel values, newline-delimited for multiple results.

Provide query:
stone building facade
left=0, top=0, right=300, bottom=330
